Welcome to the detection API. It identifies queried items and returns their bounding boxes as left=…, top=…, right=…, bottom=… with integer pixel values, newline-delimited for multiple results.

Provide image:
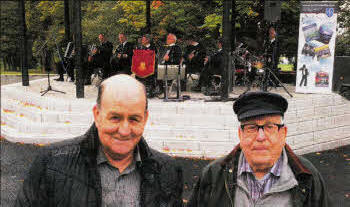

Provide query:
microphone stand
left=40, top=69, right=66, bottom=96
left=40, top=28, right=66, bottom=96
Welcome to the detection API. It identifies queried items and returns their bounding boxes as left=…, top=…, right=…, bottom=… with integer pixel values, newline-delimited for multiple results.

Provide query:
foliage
left=0, top=1, right=21, bottom=58
left=1, top=0, right=349, bottom=70
left=336, top=0, right=350, bottom=56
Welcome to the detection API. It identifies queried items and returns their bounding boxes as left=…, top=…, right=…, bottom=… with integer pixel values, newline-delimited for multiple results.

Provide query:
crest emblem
left=326, top=8, right=334, bottom=17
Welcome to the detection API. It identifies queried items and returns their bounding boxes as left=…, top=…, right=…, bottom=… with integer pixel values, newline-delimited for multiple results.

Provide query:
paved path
left=1, top=139, right=349, bottom=206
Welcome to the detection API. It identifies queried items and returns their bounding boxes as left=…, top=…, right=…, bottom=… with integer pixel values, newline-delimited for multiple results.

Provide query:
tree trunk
left=19, top=0, right=29, bottom=86
left=146, top=0, right=151, bottom=33
left=64, top=0, right=71, bottom=43
left=74, top=0, right=84, bottom=98
left=221, top=0, right=232, bottom=99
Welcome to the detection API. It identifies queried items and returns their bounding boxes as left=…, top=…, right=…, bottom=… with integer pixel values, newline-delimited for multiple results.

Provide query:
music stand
left=40, top=69, right=66, bottom=96
left=163, top=64, right=184, bottom=102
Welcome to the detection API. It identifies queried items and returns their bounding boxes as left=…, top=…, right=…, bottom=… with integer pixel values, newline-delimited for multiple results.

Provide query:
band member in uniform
left=54, top=40, right=67, bottom=82
left=136, top=34, right=158, bottom=97
left=262, top=26, right=280, bottom=91
left=91, top=34, right=113, bottom=79
left=160, top=33, right=182, bottom=65
left=197, top=38, right=224, bottom=92
left=158, top=33, right=182, bottom=93
left=113, top=33, right=134, bottom=75
left=184, top=34, right=207, bottom=91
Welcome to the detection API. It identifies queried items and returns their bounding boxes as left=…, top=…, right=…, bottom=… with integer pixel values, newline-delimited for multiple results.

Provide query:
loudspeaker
left=333, top=56, right=350, bottom=91
left=264, top=1, right=281, bottom=22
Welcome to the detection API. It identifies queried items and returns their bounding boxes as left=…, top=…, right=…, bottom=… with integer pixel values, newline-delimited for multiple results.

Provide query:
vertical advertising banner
left=296, top=1, right=337, bottom=94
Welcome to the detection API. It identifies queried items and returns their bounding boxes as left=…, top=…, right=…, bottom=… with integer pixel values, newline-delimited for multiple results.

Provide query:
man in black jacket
left=160, top=33, right=182, bottom=66
left=95, top=33, right=113, bottom=79
left=262, top=26, right=280, bottom=91
left=15, top=74, right=183, bottom=207
left=113, top=33, right=134, bottom=75
left=136, top=34, right=158, bottom=97
left=184, top=35, right=206, bottom=91
left=197, top=38, right=224, bottom=92
left=189, top=91, right=330, bottom=207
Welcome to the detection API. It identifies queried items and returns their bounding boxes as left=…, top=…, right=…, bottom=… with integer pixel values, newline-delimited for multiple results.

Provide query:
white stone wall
left=1, top=84, right=350, bottom=158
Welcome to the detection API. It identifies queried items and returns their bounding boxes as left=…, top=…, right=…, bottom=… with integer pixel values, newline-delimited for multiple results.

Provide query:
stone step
left=2, top=79, right=350, bottom=158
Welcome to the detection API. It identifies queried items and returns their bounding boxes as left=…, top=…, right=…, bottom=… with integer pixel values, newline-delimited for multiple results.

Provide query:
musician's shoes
left=54, top=77, right=64, bottom=81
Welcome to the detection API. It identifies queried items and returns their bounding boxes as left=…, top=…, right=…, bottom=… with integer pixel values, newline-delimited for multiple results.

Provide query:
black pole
left=231, top=0, right=236, bottom=92
left=19, top=0, right=29, bottom=86
left=74, top=0, right=84, bottom=98
left=231, top=0, right=236, bottom=50
left=146, top=0, right=151, bottom=33
left=221, top=0, right=232, bottom=99
left=64, top=0, right=70, bottom=43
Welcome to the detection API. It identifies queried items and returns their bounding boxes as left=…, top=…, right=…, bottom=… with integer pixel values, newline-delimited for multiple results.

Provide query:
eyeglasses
left=240, top=123, right=284, bottom=135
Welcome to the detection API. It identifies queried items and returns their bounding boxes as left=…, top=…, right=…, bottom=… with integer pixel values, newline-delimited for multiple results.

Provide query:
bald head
left=96, top=74, right=148, bottom=111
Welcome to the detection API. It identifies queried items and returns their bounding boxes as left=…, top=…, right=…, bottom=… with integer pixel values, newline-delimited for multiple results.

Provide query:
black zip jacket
left=15, top=124, right=183, bottom=207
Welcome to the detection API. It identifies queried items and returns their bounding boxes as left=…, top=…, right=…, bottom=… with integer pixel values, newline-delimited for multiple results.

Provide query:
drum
left=157, top=64, right=186, bottom=80
left=256, top=68, right=265, bottom=76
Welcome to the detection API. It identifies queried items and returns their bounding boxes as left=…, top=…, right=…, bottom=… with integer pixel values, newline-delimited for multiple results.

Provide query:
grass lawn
left=0, top=61, right=57, bottom=75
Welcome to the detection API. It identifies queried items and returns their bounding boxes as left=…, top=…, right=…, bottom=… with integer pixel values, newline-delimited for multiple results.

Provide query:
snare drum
left=157, top=64, right=186, bottom=80
left=256, top=68, right=265, bottom=76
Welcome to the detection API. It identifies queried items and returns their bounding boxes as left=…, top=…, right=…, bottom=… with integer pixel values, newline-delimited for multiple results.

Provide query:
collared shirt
left=238, top=152, right=283, bottom=203
left=97, top=146, right=142, bottom=207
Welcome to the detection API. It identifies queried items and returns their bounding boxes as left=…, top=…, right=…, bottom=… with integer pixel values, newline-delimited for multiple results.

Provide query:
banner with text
left=296, top=1, right=337, bottom=93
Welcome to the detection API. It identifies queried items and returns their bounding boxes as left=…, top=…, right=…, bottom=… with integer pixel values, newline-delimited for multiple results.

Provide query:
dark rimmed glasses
left=240, top=123, right=285, bottom=135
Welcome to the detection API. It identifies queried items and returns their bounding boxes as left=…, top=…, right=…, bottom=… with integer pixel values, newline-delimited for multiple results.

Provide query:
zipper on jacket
left=224, top=173, right=234, bottom=207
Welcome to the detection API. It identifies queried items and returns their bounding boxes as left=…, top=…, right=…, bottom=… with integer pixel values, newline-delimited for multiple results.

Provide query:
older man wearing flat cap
left=189, top=91, right=330, bottom=207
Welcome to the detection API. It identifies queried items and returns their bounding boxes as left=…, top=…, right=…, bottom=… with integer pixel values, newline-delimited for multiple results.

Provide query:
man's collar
left=97, top=144, right=141, bottom=166
left=168, top=43, right=175, bottom=46
left=238, top=150, right=283, bottom=178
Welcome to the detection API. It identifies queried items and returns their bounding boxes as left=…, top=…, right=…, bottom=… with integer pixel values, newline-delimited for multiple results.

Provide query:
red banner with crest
left=131, top=49, right=155, bottom=78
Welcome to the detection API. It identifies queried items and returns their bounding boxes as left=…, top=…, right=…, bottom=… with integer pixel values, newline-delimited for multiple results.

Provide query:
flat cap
left=233, top=91, right=288, bottom=121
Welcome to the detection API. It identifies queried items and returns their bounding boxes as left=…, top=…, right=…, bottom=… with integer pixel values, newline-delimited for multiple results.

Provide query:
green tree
left=336, top=0, right=350, bottom=56
left=0, top=1, right=21, bottom=70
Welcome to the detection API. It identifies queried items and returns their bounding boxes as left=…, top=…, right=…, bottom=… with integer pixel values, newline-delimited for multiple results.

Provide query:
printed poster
left=296, top=1, right=337, bottom=94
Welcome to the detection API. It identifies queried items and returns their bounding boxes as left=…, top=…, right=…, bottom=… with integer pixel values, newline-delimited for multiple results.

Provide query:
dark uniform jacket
left=188, top=144, right=330, bottom=207
left=160, top=44, right=182, bottom=65
left=98, top=41, right=113, bottom=78
left=184, top=43, right=206, bottom=74
left=264, top=38, right=279, bottom=71
left=209, top=49, right=224, bottom=76
left=15, top=124, right=184, bottom=207
left=114, top=41, right=134, bottom=74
